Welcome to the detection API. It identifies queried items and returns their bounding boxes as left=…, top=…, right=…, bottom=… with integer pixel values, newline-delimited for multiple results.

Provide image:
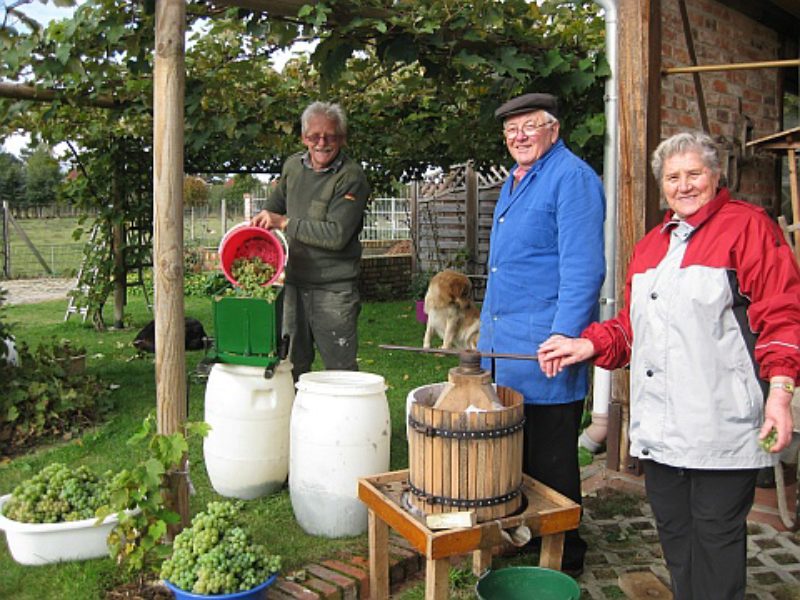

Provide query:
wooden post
left=112, top=169, right=126, bottom=329
left=614, top=0, right=662, bottom=470
left=410, top=181, right=419, bottom=275
left=153, top=0, right=189, bottom=531
left=2, top=201, right=10, bottom=278
left=243, top=193, right=252, bottom=221
left=465, top=162, right=478, bottom=274
left=368, top=509, right=389, bottom=599
left=221, top=197, right=227, bottom=236
left=788, top=147, right=800, bottom=261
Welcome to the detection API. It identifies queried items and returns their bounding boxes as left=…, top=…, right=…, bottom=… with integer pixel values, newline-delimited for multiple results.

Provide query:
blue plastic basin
left=164, top=574, right=277, bottom=600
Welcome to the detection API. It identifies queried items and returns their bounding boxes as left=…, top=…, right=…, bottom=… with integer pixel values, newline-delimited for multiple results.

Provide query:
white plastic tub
left=0, top=494, right=123, bottom=565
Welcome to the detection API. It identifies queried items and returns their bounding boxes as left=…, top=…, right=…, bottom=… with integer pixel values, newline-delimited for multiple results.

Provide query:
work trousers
left=642, top=460, right=758, bottom=600
left=282, top=283, right=361, bottom=381
left=522, top=400, right=587, bottom=569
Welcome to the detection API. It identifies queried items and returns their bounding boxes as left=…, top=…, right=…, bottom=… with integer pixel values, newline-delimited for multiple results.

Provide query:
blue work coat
left=478, top=140, right=606, bottom=404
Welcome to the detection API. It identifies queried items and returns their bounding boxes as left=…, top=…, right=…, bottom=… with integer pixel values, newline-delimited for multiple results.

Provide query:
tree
left=0, top=150, right=25, bottom=205
left=0, top=0, right=608, bottom=197
left=22, top=144, right=62, bottom=207
left=183, top=175, right=209, bottom=208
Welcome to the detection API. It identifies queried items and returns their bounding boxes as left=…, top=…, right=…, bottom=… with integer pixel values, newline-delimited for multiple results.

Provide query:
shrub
left=0, top=337, right=111, bottom=456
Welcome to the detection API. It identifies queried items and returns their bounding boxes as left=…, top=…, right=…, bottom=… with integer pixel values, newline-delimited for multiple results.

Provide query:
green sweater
left=266, top=151, right=371, bottom=289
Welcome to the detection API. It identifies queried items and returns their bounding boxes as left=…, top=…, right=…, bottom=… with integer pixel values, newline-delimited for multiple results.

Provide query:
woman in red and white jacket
left=538, top=130, right=800, bottom=600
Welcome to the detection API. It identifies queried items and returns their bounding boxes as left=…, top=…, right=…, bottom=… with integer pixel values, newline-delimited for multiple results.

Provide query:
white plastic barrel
left=203, top=361, right=295, bottom=500
left=290, top=371, right=390, bottom=537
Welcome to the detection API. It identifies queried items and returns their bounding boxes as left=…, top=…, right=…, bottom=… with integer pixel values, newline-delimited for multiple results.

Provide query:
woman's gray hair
left=650, top=131, right=722, bottom=182
left=301, top=101, right=347, bottom=137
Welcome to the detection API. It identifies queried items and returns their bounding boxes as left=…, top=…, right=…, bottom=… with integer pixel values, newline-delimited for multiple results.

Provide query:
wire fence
left=2, top=194, right=412, bottom=279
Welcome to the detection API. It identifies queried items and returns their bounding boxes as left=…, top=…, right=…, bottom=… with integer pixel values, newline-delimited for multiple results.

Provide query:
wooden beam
left=0, top=82, right=120, bottom=108
left=664, top=58, right=800, bottom=75
left=677, top=0, right=709, bottom=133
left=153, top=0, right=189, bottom=531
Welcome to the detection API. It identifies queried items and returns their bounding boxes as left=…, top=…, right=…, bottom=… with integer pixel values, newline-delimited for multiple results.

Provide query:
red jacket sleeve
left=737, top=215, right=800, bottom=381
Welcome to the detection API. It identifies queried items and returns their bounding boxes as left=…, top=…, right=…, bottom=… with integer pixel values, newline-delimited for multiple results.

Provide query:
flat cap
left=495, top=93, right=559, bottom=120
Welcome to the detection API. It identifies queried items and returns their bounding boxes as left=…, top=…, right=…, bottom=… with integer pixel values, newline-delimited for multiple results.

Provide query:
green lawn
left=0, top=293, right=458, bottom=599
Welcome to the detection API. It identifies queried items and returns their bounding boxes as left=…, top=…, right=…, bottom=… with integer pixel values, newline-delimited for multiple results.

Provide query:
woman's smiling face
left=661, top=151, right=720, bottom=219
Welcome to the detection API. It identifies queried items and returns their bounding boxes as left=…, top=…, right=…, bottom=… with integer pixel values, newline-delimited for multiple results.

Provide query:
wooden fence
left=411, top=162, right=508, bottom=300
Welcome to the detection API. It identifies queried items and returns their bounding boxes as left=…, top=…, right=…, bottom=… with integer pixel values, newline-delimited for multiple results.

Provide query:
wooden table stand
left=358, top=469, right=581, bottom=600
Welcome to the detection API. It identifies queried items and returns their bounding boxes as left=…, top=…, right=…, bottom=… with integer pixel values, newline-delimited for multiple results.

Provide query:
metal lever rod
left=378, top=344, right=539, bottom=362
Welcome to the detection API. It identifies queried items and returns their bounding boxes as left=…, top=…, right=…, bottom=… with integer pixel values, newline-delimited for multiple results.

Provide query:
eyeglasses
left=503, top=121, right=554, bottom=140
left=304, top=133, right=340, bottom=144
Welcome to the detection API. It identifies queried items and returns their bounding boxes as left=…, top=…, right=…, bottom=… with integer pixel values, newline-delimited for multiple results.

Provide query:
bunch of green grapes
left=760, top=427, right=778, bottom=452
left=227, top=257, right=280, bottom=302
left=2, top=462, right=110, bottom=523
left=161, top=500, right=281, bottom=595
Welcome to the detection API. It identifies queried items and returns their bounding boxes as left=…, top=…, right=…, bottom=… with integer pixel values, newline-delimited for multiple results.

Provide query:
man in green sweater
left=251, top=101, right=371, bottom=380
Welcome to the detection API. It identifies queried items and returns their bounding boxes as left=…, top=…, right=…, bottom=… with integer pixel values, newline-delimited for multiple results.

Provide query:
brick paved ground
left=264, top=457, right=800, bottom=599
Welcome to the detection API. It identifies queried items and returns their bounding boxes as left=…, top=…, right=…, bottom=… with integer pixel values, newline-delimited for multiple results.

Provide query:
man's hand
left=251, top=210, right=287, bottom=231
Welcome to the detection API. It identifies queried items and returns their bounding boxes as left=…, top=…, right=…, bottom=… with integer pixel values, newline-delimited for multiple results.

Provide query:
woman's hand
left=537, top=335, right=596, bottom=378
left=760, top=383, right=795, bottom=453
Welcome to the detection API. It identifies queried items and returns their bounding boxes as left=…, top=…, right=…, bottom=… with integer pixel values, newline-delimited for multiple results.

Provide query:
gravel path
left=1, top=277, right=77, bottom=305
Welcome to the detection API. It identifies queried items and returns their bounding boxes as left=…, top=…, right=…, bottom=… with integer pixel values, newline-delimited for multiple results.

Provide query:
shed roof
left=746, top=126, right=800, bottom=152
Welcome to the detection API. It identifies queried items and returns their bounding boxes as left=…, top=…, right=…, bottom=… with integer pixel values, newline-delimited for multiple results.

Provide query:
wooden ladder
left=64, top=224, right=108, bottom=322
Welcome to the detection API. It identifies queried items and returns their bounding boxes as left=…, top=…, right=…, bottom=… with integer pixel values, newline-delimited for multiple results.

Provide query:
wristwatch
left=770, top=381, right=795, bottom=394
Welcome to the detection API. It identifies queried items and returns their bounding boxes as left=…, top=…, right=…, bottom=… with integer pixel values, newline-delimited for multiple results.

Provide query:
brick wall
left=660, top=0, right=783, bottom=208
left=359, top=253, right=412, bottom=301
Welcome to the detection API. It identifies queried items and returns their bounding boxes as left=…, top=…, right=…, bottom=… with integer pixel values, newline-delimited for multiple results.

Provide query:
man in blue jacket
left=478, top=92, right=606, bottom=577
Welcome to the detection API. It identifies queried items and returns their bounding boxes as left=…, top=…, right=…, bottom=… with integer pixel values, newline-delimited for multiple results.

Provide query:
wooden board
left=618, top=571, right=673, bottom=600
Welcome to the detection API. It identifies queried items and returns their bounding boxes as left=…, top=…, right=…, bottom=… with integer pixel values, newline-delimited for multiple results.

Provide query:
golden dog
left=422, top=270, right=480, bottom=350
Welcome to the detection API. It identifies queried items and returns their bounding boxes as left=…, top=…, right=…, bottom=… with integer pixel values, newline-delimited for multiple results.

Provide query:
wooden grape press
left=403, top=348, right=526, bottom=524
left=357, top=346, right=581, bottom=599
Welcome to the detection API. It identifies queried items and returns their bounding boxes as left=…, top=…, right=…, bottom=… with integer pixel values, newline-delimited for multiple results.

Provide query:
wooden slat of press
left=424, top=405, right=434, bottom=515
left=459, top=412, right=469, bottom=515
left=432, top=408, right=443, bottom=514
left=488, top=409, right=499, bottom=520
left=468, top=411, right=478, bottom=509
left=476, top=411, right=488, bottom=521
left=441, top=410, right=451, bottom=516
left=450, top=410, right=460, bottom=516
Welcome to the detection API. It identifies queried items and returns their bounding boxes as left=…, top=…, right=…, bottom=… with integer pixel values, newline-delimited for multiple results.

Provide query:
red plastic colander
left=218, top=224, right=286, bottom=287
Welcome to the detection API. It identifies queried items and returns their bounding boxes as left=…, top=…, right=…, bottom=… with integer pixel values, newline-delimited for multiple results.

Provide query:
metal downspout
left=580, top=0, right=618, bottom=453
